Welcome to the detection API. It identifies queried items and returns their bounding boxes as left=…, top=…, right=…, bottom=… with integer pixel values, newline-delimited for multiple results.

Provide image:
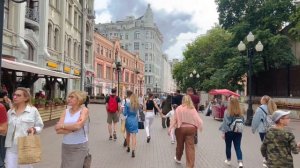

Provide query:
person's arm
left=105, top=96, right=109, bottom=112
left=153, top=101, right=162, bottom=116
left=0, top=106, right=7, bottom=135
left=168, top=109, right=178, bottom=135
left=55, top=110, right=72, bottom=134
left=289, top=133, right=299, bottom=154
left=251, top=108, right=261, bottom=133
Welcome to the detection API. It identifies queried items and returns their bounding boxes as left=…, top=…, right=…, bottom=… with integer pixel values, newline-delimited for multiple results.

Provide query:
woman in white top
left=55, top=90, right=89, bottom=168
left=5, top=87, right=44, bottom=168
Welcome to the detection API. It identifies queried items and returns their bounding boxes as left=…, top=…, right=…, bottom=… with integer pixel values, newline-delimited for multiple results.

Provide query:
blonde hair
left=228, top=97, right=242, bottom=117
left=182, top=95, right=195, bottom=109
left=130, top=94, right=139, bottom=111
left=13, top=87, right=32, bottom=108
left=262, top=95, right=277, bottom=115
left=68, top=90, right=87, bottom=105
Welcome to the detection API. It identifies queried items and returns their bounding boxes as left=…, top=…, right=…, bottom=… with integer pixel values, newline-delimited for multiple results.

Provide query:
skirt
left=61, top=142, right=88, bottom=168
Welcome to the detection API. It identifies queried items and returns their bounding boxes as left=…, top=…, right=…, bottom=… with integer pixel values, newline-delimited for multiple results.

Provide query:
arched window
left=85, top=50, right=89, bottom=64
left=47, top=23, right=52, bottom=48
left=73, top=42, right=77, bottom=60
left=67, top=38, right=71, bottom=58
left=25, top=40, right=34, bottom=61
left=54, top=28, right=59, bottom=50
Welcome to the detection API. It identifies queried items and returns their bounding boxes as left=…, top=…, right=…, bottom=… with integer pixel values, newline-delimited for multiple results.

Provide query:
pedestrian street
left=36, top=104, right=300, bottom=168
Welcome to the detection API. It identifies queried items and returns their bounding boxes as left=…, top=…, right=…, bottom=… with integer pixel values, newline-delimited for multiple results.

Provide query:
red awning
left=209, top=89, right=240, bottom=97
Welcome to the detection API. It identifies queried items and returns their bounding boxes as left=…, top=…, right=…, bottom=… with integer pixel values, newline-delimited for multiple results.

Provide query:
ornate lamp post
left=238, top=32, right=264, bottom=126
left=115, top=57, right=122, bottom=97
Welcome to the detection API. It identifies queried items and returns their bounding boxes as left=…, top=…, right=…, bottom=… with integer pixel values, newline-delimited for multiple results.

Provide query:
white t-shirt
left=165, top=109, right=175, bottom=119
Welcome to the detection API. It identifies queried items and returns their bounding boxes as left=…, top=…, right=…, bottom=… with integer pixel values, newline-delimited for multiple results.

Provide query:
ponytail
left=267, top=99, right=277, bottom=115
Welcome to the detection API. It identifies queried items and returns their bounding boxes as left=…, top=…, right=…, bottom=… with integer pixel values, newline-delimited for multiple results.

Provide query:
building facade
left=94, top=32, right=145, bottom=97
left=2, top=0, right=94, bottom=97
left=95, top=4, right=163, bottom=94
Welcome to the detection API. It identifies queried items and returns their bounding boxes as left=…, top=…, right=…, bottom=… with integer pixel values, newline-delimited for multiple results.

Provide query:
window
left=146, top=42, right=152, bottom=49
left=146, top=31, right=150, bottom=39
left=97, top=64, right=103, bottom=78
left=73, top=42, right=77, bottom=60
left=68, top=4, right=72, bottom=22
left=134, top=31, right=140, bottom=39
left=101, top=46, right=103, bottom=55
left=109, top=50, right=111, bottom=58
left=85, top=50, right=89, bottom=63
left=106, top=67, right=111, bottom=80
left=105, top=48, right=108, bottom=57
left=149, top=64, right=152, bottom=72
left=134, top=42, right=139, bottom=50
left=25, top=40, right=34, bottom=61
left=120, top=33, right=123, bottom=40
left=47, top=24, right=52, bottom=48
left=125, top=33, right=128, bottom=39
left=97, top=44, right=100, bottom=53
left=145, top=64, right=148, bottom=72
left=78, top=16, right=82, bottom=30
left=125, top=44, right=128, bottom=50
left=4, top=0, right=8, bottom=29
left=125, top=72, right=129, bottom=82
left=67, top=38, right=71, bottom=58
left=131, top=74, right=134, bottom=83
left=54, top=28, right=59, bottom=50
left=74, top=11, right=77, bottom=28
left=145, top=53, right=148, bottom=61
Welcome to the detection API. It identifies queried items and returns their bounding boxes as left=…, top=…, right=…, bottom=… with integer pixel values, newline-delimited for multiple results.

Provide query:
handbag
left=120, top=119, right=126, bottom=133
left=138, top=121, right=144, bottom=129
left=18, top=134, right=42, bottom=164
left=83, top=152, right=92, bottom=168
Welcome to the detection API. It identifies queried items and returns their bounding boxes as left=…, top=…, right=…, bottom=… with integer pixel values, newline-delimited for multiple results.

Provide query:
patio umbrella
left=209, top=89, right=240, bottom=97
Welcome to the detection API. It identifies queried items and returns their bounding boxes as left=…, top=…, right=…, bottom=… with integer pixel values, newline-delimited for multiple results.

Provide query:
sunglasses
left=13, top=93, right=22, bottom=97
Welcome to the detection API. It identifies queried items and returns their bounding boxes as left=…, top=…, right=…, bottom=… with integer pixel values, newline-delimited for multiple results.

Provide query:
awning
left=2, top=59, right=80, bottom=79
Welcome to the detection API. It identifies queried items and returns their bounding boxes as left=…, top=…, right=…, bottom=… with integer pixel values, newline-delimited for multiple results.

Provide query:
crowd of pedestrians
left=0, top=86, right=300, bottom=168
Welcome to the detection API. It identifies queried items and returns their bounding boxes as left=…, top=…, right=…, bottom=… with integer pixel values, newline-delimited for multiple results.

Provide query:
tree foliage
left=173, top=0, right=298, bottom=92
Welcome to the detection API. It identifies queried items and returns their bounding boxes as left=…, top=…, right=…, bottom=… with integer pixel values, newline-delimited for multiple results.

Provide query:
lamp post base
left=244, top=108, right=253, bottom=126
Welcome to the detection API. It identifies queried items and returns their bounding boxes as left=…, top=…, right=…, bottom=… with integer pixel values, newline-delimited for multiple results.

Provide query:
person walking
left=168, top=95, right=203, bottom=168
left=121, top=90, right=133, bottom=147
left=164, top=104, right=178, bottom=144
left=5, top=87, right=44, bottom=168
left=251, top=95, right=277, bottom=167
left=0, top=93, right=7, bottom=168
left=84, top=93, right=90, bottom=108
left=144, top=93, right=161, bottom=143
left=161, top=95, right=172, bottom=128
left=106, top=88, right=121, bottom=141
left=252, top=95, right=277, bottom=141
left=261, top=110, right=300, bottom=168
left=171, top=90, right=183, bottom=106
left=219, top=97, right=244, bottom=168
left=123, top=94, right=139, bottom=158
left=153, top=96, right=161, bottom=115
left=55, top=90, right=89, bottom=168
left=186, top=87, right=200, bottom=144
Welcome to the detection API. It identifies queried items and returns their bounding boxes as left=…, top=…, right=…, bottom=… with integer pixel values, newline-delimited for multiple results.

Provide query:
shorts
left=107, top=112, right=119, bottom=124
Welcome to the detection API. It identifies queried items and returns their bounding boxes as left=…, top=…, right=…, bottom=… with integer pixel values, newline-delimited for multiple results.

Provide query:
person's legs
left=225, top=132, right=233, bottom=161
left=233, top=133, right=243, bottom=161
left=175, top=128, right=185, bottom=161
left=131, top=133, right=137, bottom=151
left=0, top=136, right=6, bottom=168
left=166, top=117, right=170, bottom=127
left=145, top=112, right=154, bottom=139
left=107, top=113, right=113, bottom=139
left=259, top=132, right=266, bottom=142
left=162, top=117, right=166, bottom=128
left=171, top=128, right=175, bottom=143
left=112, top=113, right=119, bottom=140
left=184, top=127, right=196, bottom=168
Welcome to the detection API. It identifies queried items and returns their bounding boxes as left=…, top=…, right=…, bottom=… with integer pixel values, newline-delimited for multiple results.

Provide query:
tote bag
left=18, top=134, right=42, bottom=164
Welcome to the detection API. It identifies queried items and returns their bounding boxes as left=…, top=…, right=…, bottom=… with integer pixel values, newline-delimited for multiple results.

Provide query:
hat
left=272, top=110, right=290, bottom=122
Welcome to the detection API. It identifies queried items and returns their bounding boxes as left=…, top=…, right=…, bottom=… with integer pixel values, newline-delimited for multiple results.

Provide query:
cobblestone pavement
left=36, top=104, right=300, bottom=168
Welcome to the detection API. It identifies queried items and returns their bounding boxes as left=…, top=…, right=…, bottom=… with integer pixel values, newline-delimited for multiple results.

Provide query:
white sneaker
left=263, top=163, right=268, bottom=168
left=224, top=159, right=231, bottom=165
left=174, top=156, right=181, bottom=164
left=171, top=140, right=175, bottom=144
left=238, top=162, right=243, bottom=168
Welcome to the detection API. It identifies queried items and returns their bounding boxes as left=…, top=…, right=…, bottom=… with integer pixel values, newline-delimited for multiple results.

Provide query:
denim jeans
left=259, top=132, right=266, bottom=142
left=0, top=136, right=6, bottom=168
left=225, top=131, right=243, bottom=161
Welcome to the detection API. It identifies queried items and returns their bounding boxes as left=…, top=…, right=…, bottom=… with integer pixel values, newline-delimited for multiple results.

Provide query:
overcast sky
left=94, top=0, right=219, bottom=60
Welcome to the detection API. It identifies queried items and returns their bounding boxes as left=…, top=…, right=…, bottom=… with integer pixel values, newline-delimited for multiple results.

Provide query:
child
left=164, top=104, right=178, bottom=144
left=261, top=110, right=300, bottom=168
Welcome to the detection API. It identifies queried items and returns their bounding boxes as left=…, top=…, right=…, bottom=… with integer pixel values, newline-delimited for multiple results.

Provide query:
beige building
left=2, top=0, right=95, bottom=97
left=94, top=32, right=145, bottom=97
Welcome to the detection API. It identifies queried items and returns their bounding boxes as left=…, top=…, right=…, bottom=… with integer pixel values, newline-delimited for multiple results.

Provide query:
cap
left=272, top=110, right=290, bottom=122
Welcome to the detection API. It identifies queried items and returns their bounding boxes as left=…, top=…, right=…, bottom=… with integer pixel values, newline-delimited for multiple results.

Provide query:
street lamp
left=115, top=57, right=122, bottom=97
left=238, top=31, right=264, bottom=126
left=155, top=82, right=158, bottom=93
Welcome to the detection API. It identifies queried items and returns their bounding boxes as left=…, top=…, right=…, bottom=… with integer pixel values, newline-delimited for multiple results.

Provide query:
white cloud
left=95, top=11, right=112, bottom=24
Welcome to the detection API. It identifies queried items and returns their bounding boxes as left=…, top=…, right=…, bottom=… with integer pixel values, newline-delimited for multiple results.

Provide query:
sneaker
left=109, top=135, right=113, bottom=140
left=224, top=159, right=231, bottom=165
left=174, top=156, right=181, bottom=164
left=113, top=132, right=117, bottom=140
left=171, top=140, right=175, bottom=144
left=238, top=162, right=243, bottom=168
left=263, top=163, right=268, bottom=168
left=147, top=136, right=151, bottom=143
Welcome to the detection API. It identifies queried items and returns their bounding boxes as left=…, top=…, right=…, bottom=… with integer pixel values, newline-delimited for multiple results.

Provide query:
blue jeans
left=225, top=131, right=243, bottom=161
left=259, top=132, right=266, bottom=142
left=0, top=136, right=6, bottom=168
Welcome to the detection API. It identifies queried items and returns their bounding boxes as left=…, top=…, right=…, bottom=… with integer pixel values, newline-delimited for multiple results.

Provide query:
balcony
left=25, top=7, right=39, bottom=30
left=87, top=9, right=95, bottom=19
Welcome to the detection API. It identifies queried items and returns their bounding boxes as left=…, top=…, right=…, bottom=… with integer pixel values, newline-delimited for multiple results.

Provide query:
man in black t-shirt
left=172, top=90, right=183, bottom=106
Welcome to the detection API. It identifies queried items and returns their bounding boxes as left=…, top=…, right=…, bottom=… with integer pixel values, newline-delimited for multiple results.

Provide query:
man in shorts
left=106, top=88, right=121, bottom=140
